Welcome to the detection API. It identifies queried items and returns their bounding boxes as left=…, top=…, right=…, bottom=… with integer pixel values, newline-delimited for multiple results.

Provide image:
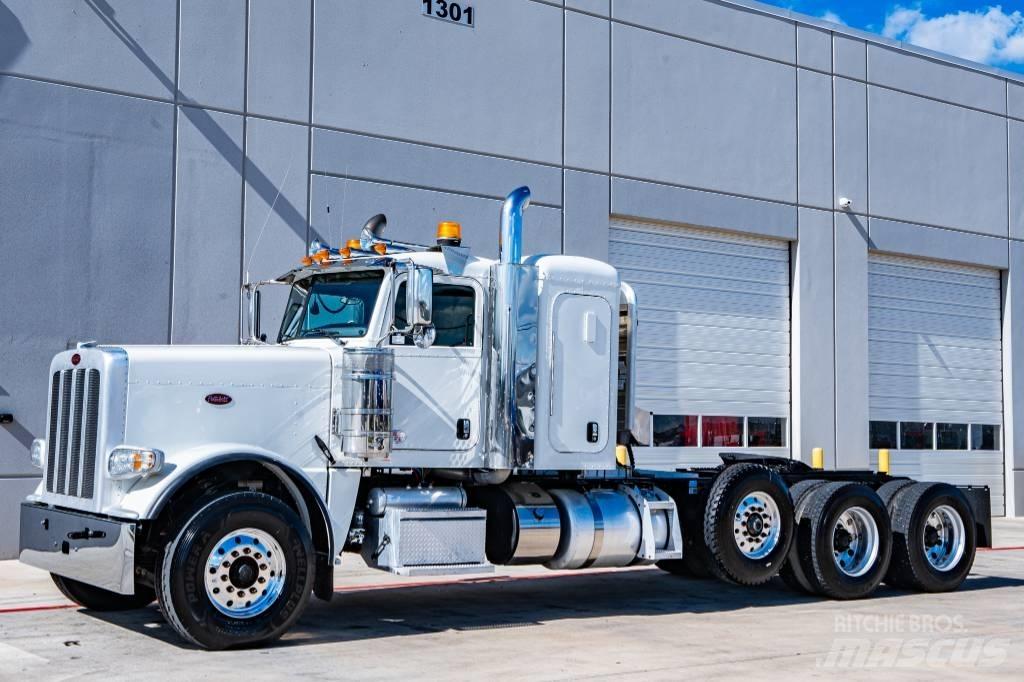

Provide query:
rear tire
left=886, top=482, right=976, bottom=593
left=156, top=491, right=315, bottom=649
left=51, top=574, right=155, bottom=611
left=778, top=479, right=827, bottom=595
left=795, top=482, right=892, bottom=600
left=877, top=479, right=917, bottom=510
left=703, top=464, right=794, bottom=586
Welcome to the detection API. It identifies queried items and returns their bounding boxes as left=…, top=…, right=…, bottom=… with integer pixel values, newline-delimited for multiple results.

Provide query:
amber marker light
left=436, top=221, right=462, bottom=246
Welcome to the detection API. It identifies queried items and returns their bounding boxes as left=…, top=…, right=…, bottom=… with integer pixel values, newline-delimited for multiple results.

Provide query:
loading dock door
left=610, top=219, right=791, bottom=468
left=868, top=254, right=1005, bottom=515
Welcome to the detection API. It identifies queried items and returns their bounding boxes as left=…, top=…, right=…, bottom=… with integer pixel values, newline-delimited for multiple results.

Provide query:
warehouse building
left=1, top=0, right=1023, bottom=556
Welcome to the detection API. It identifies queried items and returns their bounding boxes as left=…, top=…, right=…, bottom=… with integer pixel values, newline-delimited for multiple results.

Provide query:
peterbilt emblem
left=204, top=393, right=233, bottom=406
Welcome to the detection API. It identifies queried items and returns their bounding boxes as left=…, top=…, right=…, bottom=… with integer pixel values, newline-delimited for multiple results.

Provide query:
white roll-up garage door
left=868, top=254, right=1005, bottom=515
left=610, top=219, right=791, bottom=468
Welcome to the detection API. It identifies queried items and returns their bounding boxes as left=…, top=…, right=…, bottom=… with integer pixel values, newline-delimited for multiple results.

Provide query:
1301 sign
left=422, top=0, right=474, bottom=28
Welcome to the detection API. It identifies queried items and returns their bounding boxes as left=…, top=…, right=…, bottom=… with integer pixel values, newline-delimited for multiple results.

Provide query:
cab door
left=389, top=275, right=484, bottom=461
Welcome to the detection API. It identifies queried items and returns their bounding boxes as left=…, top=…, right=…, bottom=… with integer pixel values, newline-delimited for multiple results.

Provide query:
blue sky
left=759, top=1, right=1024, bottom=72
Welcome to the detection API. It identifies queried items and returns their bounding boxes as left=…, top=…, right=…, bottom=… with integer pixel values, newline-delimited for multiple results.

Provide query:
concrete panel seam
left=0, top=73, right=566, bottom=170
left=867, top=212, right=1016, bottom=242
left=605, top=16, right=797, bottom=69
left=168, top=0, right=183, bottom=344
left=306, top=0, right=315, bottom=247
left=238, top=0, right=252, bottom=341
left=310, top=171, right=563, bottom=210
left=612, top=173, right=799, bottom=210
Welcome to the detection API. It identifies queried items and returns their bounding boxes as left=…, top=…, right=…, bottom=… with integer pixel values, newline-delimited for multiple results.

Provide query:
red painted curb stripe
left=979, top=545, right=1024, bottom=552
left=0, top=603, right=75, bottom=615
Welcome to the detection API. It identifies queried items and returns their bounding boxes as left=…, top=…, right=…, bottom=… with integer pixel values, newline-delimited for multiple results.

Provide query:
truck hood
left=121, top=344, right=333, bottom=464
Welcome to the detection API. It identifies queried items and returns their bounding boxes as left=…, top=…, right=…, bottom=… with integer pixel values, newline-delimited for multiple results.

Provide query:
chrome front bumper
left=19, top=503, right=136, bottom=595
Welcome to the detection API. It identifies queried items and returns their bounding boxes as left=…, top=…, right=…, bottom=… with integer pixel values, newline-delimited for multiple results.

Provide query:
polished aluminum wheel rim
left=204, top=528, right=286, bottom=619
left=831, top=506, right=879, bottom=578
left=733, top=492, right=781, bottom=559
left=923, top=504, right=966, bottom=572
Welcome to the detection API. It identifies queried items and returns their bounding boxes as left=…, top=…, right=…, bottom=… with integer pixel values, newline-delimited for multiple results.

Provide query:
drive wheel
left=796, top=482, right=892, bottom=600
left=886, top=482, right=976, bottom=593
left=778, top=479, right=827, bottom=595
left=157, top=491, right=315, bottom=649
left=52, top=574, right=155, bottom=611
left=703, top=464, right=794, bottom=585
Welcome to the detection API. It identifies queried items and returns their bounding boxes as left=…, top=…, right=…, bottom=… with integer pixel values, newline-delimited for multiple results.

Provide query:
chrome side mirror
left=404, top=266, right=435, bottom=349
left=406, top=266, right=433, bottom=327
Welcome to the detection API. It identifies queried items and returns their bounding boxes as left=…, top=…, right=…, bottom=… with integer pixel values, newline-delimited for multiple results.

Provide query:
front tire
left=52, top=574, right=155, bottom=611
left=156, top=491, right=315, bottom=649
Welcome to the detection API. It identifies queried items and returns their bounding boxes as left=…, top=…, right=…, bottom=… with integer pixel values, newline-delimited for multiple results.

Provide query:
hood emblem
left=204, top=393, right=233, bottom=406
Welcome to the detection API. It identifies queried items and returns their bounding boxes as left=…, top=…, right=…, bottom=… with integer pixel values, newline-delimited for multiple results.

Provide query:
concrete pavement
left=0, top=519, right=1022, bottom=680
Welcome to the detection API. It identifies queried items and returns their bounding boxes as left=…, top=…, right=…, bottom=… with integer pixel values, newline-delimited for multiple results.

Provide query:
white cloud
left=820, top=11, right=846, bottom=26
left=882, top=5, right=1024, bottom=67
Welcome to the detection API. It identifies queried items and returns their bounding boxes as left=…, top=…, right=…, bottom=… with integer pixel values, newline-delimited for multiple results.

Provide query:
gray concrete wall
left=2, top=0, right=1024, bottom=559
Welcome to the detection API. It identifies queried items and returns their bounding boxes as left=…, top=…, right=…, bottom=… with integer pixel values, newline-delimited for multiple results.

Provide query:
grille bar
left=45, top=367, right=102, bottom=499
left=67, top=369, right=86, bottom=497
left=55, top=371, right=73, bottom=495
left=81, top=370, right=100, bottom=499
left=45, top=373, right=60, bottom=493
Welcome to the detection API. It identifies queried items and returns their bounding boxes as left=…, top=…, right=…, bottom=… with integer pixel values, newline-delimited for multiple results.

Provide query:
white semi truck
left=19, top=188, right=991, bottom=649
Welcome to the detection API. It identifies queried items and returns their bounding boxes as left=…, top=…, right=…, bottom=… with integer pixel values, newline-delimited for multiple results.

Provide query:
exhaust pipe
left=487, top=187, right=533, bottom=470
left=499, top=186, right=531, bottom=264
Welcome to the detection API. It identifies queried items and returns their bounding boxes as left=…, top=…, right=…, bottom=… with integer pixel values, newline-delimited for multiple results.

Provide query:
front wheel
left=156, top=491, right=315, bottom=649
left=52, top=574, right=155, bottom=611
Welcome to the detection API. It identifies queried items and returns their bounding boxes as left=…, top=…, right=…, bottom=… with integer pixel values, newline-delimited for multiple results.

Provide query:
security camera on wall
left=838, top=197, right=853, bottom=211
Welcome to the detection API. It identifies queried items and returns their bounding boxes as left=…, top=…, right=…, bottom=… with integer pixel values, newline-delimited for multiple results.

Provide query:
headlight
left=108, top=446, right=164, bottom=480
left=30, top=439, right=46, bottom=469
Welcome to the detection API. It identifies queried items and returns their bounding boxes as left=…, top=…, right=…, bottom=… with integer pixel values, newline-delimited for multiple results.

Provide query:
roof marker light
left=436, top=221, right=462, bottom=246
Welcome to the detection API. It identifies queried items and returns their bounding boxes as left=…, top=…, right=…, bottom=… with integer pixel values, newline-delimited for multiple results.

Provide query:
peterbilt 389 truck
left=19, top=187, right=990, bottom=649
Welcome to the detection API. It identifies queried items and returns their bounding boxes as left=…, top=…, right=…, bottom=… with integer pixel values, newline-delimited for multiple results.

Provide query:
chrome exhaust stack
left=499, top=186, right=531, bottom=264
left=487, top=187, right=537, bottom=470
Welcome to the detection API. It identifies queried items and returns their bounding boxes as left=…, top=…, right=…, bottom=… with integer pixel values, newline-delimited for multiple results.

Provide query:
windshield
left=278, top=269, right=386, bottom=342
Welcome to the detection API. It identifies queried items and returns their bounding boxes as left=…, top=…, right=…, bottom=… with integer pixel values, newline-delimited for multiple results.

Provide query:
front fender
left=115, top=443, right=339, bottom=553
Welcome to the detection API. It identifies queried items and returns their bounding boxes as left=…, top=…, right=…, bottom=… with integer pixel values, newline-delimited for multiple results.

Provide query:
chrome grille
left=45, top=368, right=102, bottom=499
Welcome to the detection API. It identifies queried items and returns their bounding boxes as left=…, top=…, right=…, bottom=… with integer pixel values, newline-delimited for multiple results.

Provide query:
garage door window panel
left=870, top=421, right=898, bottom=449
left=936, top=423, right=968, bottom=450
left=747, top=417, right=786, bottom=447
left=971, top=424, right=1000, bottom=451
left=653, top=415, right=699, bottom=447
left=900, top=422, right=934, bottom=450
left=702, top=416, right=744, bottom=448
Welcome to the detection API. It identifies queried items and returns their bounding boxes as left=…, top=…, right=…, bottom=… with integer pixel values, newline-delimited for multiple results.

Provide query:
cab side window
left=393, top=282, right=476, bottom=347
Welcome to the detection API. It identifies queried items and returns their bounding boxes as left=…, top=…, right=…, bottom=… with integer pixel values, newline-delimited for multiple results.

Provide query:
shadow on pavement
left=79, top=568, right=1024, bottom=650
